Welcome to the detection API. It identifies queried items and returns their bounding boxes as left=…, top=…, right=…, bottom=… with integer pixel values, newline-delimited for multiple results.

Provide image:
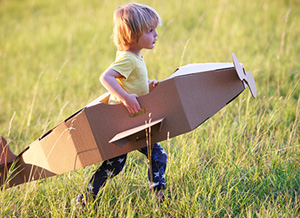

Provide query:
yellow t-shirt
left=108, top=51, right=149, bottom=104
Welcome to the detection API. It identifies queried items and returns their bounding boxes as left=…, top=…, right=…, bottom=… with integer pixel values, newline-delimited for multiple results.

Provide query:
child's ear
left=133, top=32, right=142, bottom=42
left=132, top=34, right=139, bottom=42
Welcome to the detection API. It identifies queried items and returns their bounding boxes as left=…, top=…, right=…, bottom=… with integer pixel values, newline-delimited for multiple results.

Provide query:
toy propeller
left=232, top=53, right=257, bottom=98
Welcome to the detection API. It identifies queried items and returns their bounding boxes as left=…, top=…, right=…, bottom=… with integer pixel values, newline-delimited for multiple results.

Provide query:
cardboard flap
left=86, top=92, right=110, bottom=107
left=166, top=63, right=234, bottom=80
left=109, top=118, right=164, bottom=148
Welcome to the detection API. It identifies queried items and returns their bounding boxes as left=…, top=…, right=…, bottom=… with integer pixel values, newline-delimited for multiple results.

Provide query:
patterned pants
left=87, top=143, right=167, bottom=197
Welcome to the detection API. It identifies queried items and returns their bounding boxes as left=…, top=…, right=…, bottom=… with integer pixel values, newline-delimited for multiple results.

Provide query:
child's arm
left=100, top=69, right=142, bottom=114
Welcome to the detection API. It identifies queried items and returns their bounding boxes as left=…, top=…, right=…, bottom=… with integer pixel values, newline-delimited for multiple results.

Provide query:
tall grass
left=1, top=0, right=299, bottom=217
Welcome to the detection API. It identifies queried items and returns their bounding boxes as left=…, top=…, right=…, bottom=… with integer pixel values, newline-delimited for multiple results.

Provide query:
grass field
left=1, top=0, right=300, bottom=217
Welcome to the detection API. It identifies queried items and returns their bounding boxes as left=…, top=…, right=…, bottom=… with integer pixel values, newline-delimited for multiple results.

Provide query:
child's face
left=137, top=26, right=158, bottom=50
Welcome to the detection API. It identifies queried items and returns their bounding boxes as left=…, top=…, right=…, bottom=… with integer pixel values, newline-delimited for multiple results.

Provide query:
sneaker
left=155, top=190, right=165, bottom=203
left=75, top=193, right=87, bottom=208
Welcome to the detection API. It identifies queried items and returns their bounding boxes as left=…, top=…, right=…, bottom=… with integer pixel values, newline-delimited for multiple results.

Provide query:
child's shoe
left=155, top=190, right=171, bottom=203
left=75, top=193, right=88, bottom=208
left=155, top=189, right=165, bottom=202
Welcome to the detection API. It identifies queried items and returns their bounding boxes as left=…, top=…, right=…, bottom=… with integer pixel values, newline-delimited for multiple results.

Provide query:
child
left=76, top=3, right=167, bottom=206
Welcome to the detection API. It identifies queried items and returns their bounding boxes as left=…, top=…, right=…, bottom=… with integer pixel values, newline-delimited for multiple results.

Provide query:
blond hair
left=113, top=3, right=161, bottom=51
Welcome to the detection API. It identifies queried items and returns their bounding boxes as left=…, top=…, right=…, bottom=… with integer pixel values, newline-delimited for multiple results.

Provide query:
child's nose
left=154, top=30, right=158, bottom=37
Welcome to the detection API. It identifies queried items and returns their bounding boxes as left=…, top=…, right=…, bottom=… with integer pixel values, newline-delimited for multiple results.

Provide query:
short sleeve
left=109, top=55, right=133, bottom=79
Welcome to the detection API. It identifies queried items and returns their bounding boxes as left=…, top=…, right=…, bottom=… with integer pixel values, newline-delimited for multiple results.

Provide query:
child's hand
left=122, top=94, right=141, bottom=114
left=149, top=79, right=158, bottom=92
left=149, top=79, right=158, bottom=87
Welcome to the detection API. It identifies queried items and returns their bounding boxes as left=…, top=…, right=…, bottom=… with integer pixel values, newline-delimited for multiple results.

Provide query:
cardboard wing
left=0, top=53, right=256, bottom=187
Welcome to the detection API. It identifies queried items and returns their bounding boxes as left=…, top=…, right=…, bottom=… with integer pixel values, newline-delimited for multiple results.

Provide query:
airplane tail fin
left=0, top=135, right=18, bottom=187
left=0, top=135, right=17, bottom=166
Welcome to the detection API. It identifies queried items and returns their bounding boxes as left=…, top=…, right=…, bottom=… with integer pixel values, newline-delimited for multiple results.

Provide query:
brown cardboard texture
left=0, top=53, right=256, bottom=188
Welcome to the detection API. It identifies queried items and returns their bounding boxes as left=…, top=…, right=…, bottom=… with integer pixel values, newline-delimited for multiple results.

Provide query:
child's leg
left=138, top=143, right=167, bottom=191
left=87, top=154, right=127, bottom=197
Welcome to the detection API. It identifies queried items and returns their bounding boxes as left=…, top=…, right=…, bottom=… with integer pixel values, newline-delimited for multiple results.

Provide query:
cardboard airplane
left=0, top=53, right=256, bottom=188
